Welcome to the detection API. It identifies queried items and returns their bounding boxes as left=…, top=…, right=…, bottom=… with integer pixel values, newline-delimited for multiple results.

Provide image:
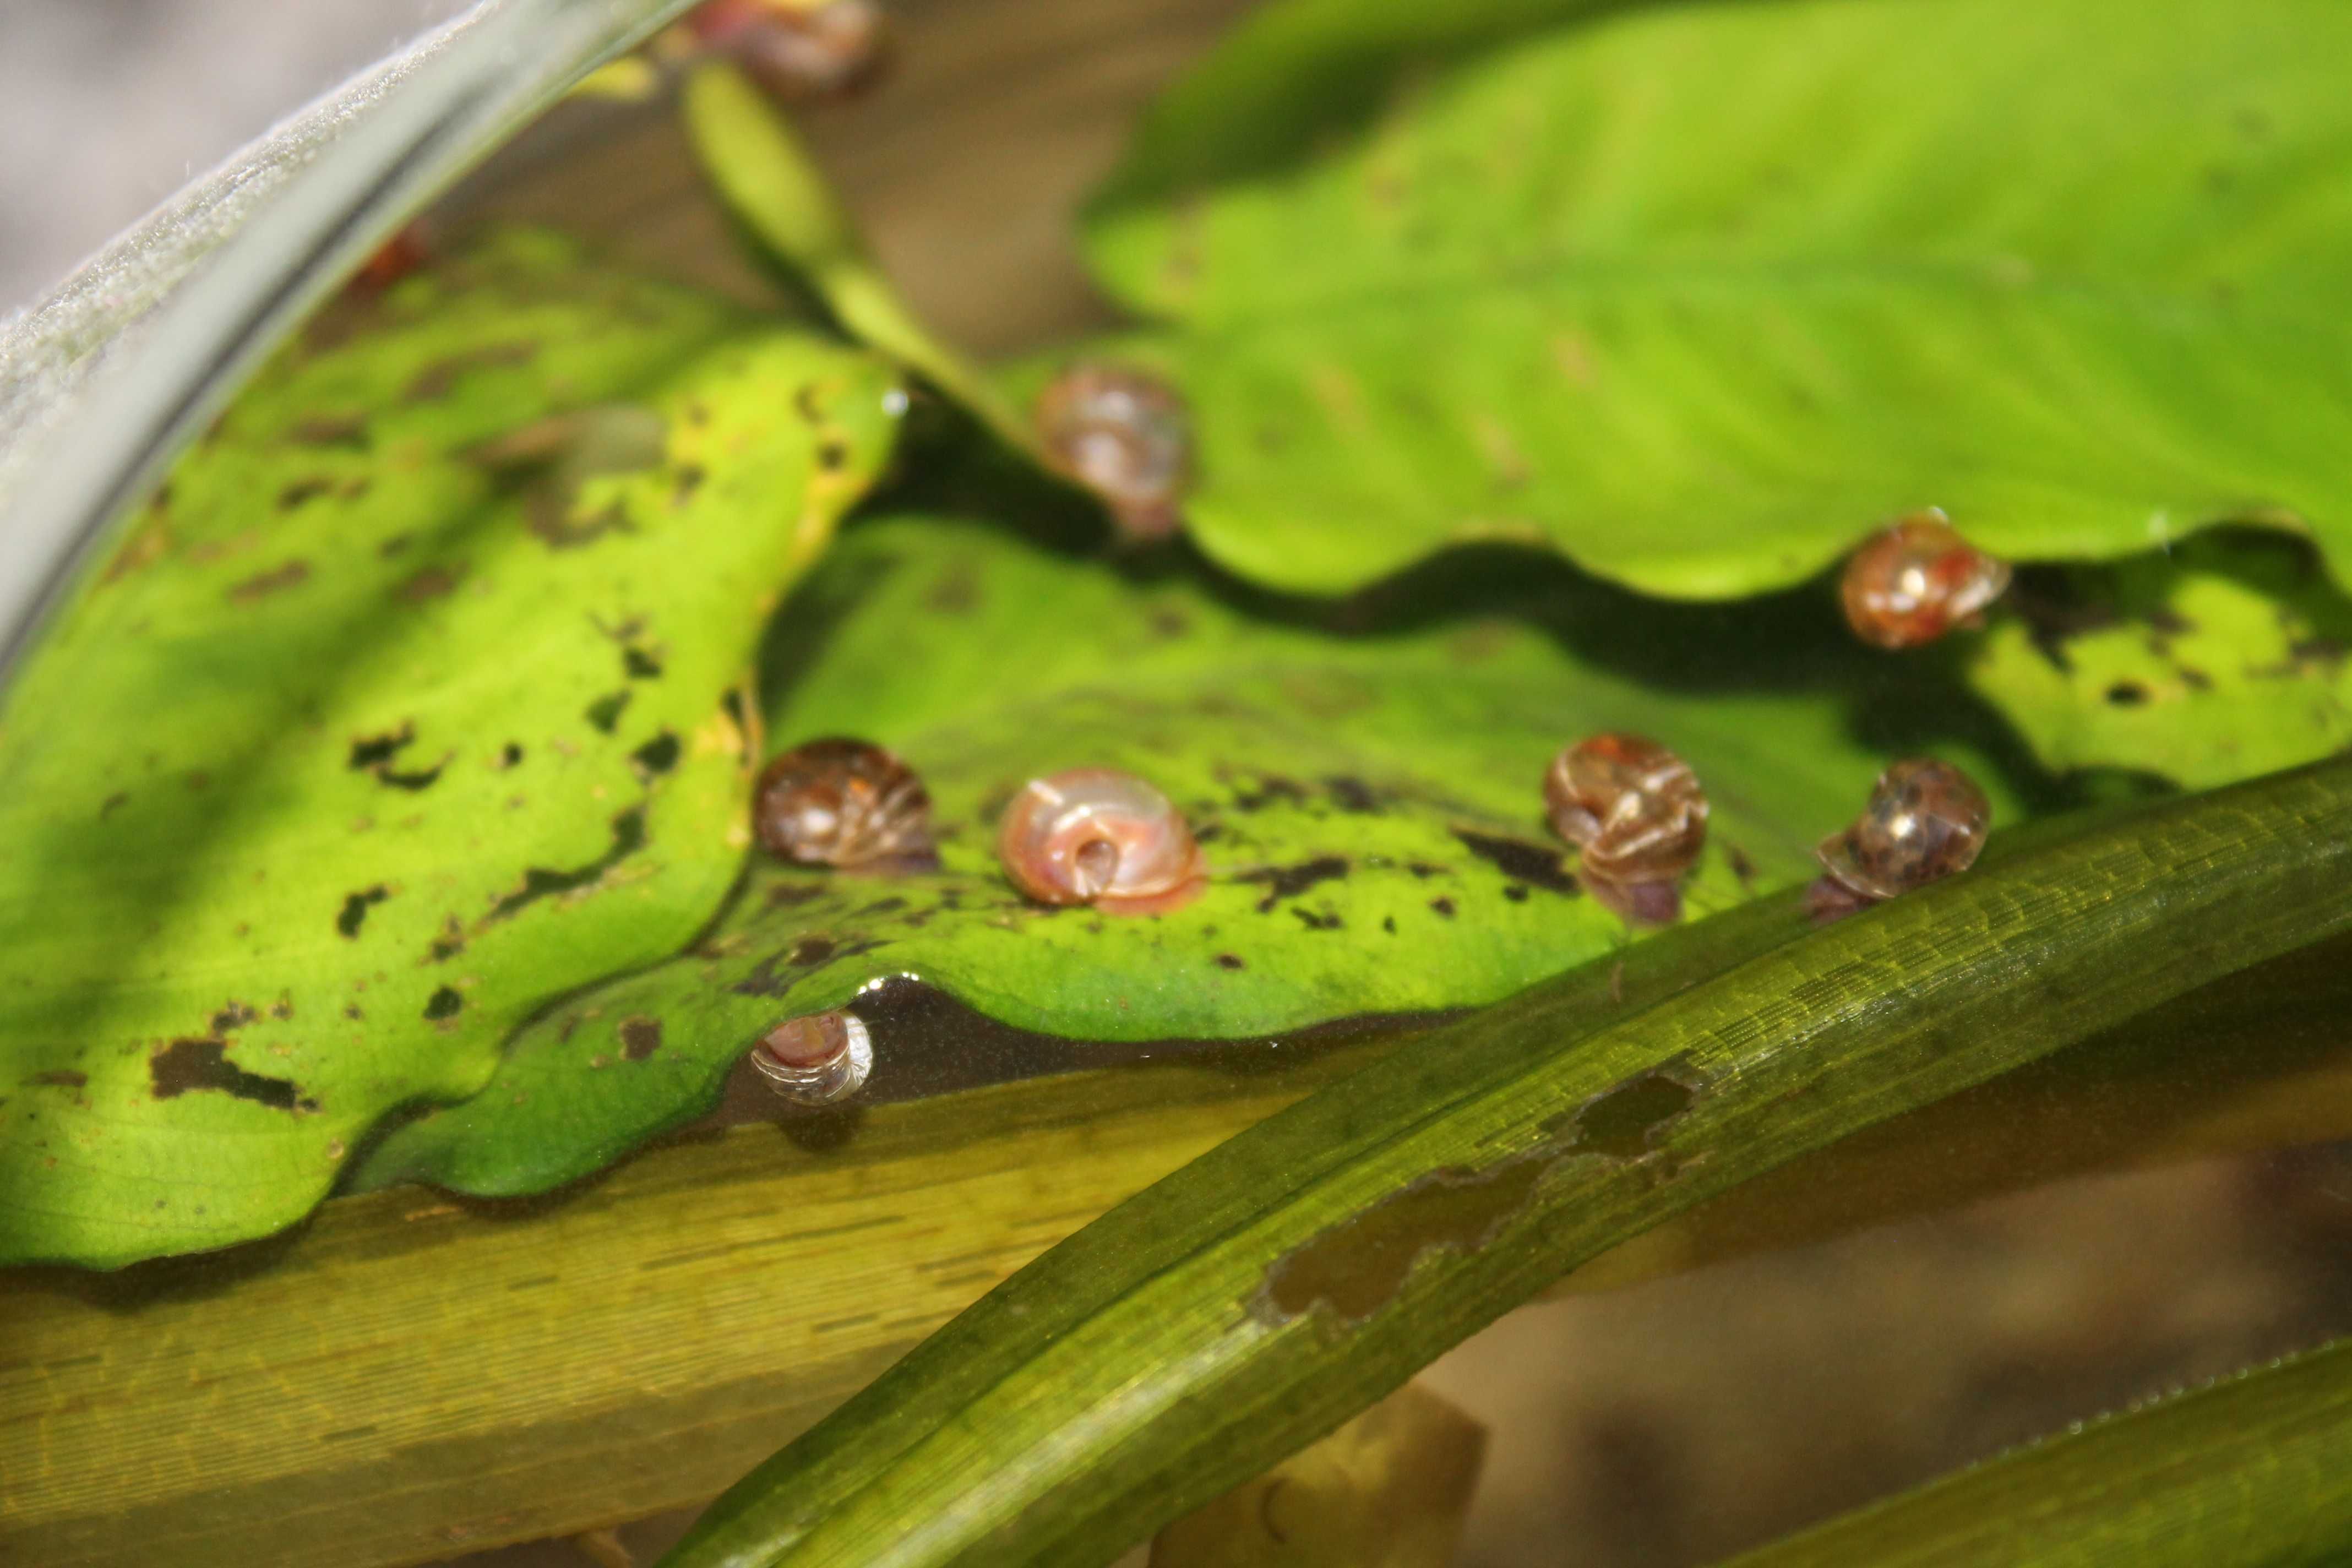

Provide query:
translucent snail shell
left=686, top=0, right=892, bottom=102
left=1032, top=365, right=1193, bottom=543
left=997, top=768, right=1206, bottom=915
left=1543, top=732, right=1709, bottom=888
left=754, top=738, right=934, bottom=871
left=1814, top=757, right=1991, bottom=908
left=1839, top=512, right=2012, bottom=650
left=749, top=1010, right=872, bottom=1105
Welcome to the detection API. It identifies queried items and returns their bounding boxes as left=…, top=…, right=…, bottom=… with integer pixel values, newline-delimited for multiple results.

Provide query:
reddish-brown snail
left=685, top=0, right=892, bottom=101
left=750, top=1010, right=872, bottom=1104
left=754, top=738, right=935, bottom=871
left=1033, top=365, right=1193, bottom=543
left=1809, top=757, right=1991, bottom=921
left=1839, top=512, right=2012, bottom=650
left=998, top=768, right=1206, bottom=915
left=1544, top=733, right=1708, bottom=923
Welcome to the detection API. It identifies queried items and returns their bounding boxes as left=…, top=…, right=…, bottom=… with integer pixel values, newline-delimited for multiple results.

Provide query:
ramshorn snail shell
left=1815, top=757, right=1991, bottom=905
left=687, top=0, right=891, bottom=101
left=1545, top=734, right=1709, bottom=883
left=754, top=738, right=934, bottom=870
left=997, top=768, right=1206, bottom=915
left=1839, top=512, right=2012, bottom=650
left=1032, top=366, right=1193, bottom=543
left=750, top=1010, right=872, bottom=1105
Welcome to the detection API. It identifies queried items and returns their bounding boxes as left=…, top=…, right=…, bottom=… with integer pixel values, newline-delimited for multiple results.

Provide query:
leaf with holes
left=1063, top=0, right=2352, bottom=598
left=352, top=505, right=2027, bottom=1197
left=1967, top=531, right=2352, bottom=789
left=0, top=230, right=900, bottom=1268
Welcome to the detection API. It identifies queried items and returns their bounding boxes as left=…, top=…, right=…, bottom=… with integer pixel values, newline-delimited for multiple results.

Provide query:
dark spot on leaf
left=1406, top=862, right=1445, bottom=879
left=428, top=918, right=466, bottom=962
left=1216, top=953, right=1245, bottom=971
left=1239, top=856, right=1349, bottom=913
left=150, top=1038, right=308, bottom=1112
left=498, top=743, right=524, bottom=769
left=1292, top=907, right=1343, bottom=931
left=790, top=937, right=837, bottom=966
left=1724, top=844, right=1756, bottom=887
left=620, top=1017, right=663, bottom=1060
left=337, top=886, right=389, bottom=938
left=276, top=477, right=335, bottom=510
left=423, top=987, right=464, bottom=1021
left=1323, top=775, right=1377, bottom=813
left=2105, top=680, right=2150, bottom=707
left=817, top=439, right=850, bottom=471
left=2179, top=666, right=2213, bottom=691
left=1255, top=1151, right=1554, bottom=1327
left=630, top=731, right=680, bottom=776
left=395, top=565, right=463, bottom=603
left=404, top=341, right=538, bottom=401
left=99, top=791, right=128, bottom=819
left=1429, top=897, right=1456, bottom=918
left=926, top=566, right=979, bottom=614
left=1503, top=885, right=1529, bottom=902
left=24, top=1070, right=86, bottom=1089
left=585, top=692, right=630, bottom=733
left=672, top=464, right=706, bottom=504
left=1564, top=1071, right=1697, bottom=1159
left=861, top=897, right=908, bottom=916
left=623, top=646, right=663, bottom=680
left=289, top=414, right=370, bottom=449
left=793, top=384, right=824, bottom=423
left=1382, top=916, right=1397, bottom=934
left=227, top=560, right=311, bottom=603
left=528, top=499, right=635, bottom=551
left=2293, top=637, right=2348, bottom=669
left=487, top=807, right=646, bottom=922
left=1232, top=774, right=1310, bottom=813
left=1147, top=605, right=1190, bottom=639
left=211, top=1002, right=259, bottom=1032
left=350, top=725, right=415, bottom=771
left=1451, top=830, right=1578, bottom=896
left=733, top=935, right=884, bottom=996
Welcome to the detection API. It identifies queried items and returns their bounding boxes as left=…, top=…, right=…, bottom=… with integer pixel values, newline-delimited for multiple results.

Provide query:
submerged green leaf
left=1725, top=1335, right=2352, bottom=1567
left=1072, top=0, right=2352, bottom=598
left=1967, top=531, right=2352, bottom=788
left=0, top=232, right=900, bottom=1267
left=661, top=758, right=2352, bottom=1568
left=353, top=507, right=2005, bottom=1197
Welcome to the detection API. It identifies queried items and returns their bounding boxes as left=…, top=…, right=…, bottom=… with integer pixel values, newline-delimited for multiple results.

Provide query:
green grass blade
left=660, top=758, right=2352, bottom=1568
left=1724, top=1336, right=2352, bottom=1567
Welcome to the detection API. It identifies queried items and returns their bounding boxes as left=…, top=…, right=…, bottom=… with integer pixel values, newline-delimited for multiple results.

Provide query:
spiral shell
left=1544, top=733, right=1709, bottom=885
left=687, top=0, right=891, bottom=101
left=750, top=1010, right=872, bottom=1105
left=754, top=738, right=934, bottom=870
left=1033, top=366, right=1193, bottom=543
left=1839, top=513, right=2012, bottom=650
left=997, top=768, right=1205, bottom=914
left=1815, top=757, right=1991, bottom=905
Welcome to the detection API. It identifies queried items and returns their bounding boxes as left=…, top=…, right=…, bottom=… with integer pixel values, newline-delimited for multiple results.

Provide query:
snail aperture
left=1033, top=365, right=1193, bottom=543
left=1812, top=757, right=1991, bottom=918
left=1839, top=512, right=2012, bottom=650
left=1544, top=733, right=1708, bottom=924
left=755, top=738, right=935, bottom=871
left=998, top=768, right=1205, bottom=915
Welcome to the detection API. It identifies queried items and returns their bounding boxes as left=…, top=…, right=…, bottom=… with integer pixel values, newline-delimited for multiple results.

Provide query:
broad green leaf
left=0, top=231, right=900, bottom=1268
left=660, top=758, right=2352, bottom=1568
left=352, top=505, right=2010, bottom=1197
left=0, top=0, right=703, bottom=681
left=1966, top=532, right=2352, bottom=788
left=1725, top=1335, right=2352, bottom=1567
left=1072, top=0, right=2352, bottom=598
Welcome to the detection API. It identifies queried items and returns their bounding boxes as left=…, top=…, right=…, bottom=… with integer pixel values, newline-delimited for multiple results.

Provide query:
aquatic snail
left=1032, top=364, right=1193, bottom=543
left=750, top=1010, right=872, bottom=1104
left=754, top=737, right=935, bottom=871
left=1839, top=511, right=2012, bottom=650
left=684, top=0, right=892, bottom=101
left=1809, top=757, right=1991, bottom=922
left=1544, top=733, right=1708, bottom=924
left=998, top=768, right=1206, bottom=915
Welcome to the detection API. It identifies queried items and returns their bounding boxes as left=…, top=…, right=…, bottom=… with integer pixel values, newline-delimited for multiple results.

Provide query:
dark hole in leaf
left=585, top=692, right=631, bottom=733
left=619, top=1017, right=663, bottom=1060
left=1565, top=1071, right=1697, bottom=1160
left=1216, top=953, right=1245, bottom=971
left=487, top=807, right=647, bottom=921
left=349, top=725, right=415, bottom=771
left=623, top=646, right=664, bottom=679
left=631, top=731, right=682, bottom=776
left=1451, top=829, right=1579, bottom=896
left=2105, top=680, right=2152, bottom=707
left=150, top=1039, right=308, bottom=1111
left=499, top=742, right=524, bottom=769
left=337, top=886, right=389, bottom=938
left=423, top=988, right=464, bottom=1021
left=1239, top=856, right=1349, bottom=913
left=1429, top=897, right=1456, bottom=918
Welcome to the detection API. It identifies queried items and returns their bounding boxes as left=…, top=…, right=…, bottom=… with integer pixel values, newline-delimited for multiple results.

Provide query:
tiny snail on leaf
left=750, top=1010, right=872, bottom=1105
left=1032, top=364, right=1194, bottom=543
left=684, top=0, right=892, bottom=102
left=1810, top=756, right=1991, bottom=921
left=1839, top=510, right=2012, bottom=650
left=754, top=738, right=935, bottom=872
left=1543, top=733, right=1709, bottom=926
left=998, top=768, right=1206, bottom=916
